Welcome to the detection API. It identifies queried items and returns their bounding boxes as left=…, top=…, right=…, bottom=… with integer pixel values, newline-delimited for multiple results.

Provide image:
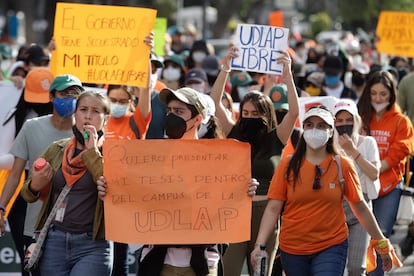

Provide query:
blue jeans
left=368, top=182, right=402, bottom=276
left=40, top=228, right=112, bottom=276
left=280, top=239, right=348, bottom=275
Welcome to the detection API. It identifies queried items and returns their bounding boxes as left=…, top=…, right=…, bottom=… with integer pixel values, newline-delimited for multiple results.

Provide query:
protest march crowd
left=0, top=3, right=414, bottom=276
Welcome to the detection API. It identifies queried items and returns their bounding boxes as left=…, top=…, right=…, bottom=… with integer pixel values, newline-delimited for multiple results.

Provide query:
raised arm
left=137, top=32, right=154, bottom=119
left=209, top=47, right=238, bottom=136
left=275, top=50, right=299, bottom=145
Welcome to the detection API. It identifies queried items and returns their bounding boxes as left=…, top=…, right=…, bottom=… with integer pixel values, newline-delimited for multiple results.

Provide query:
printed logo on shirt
left=329, top=183, right=336, bottom=189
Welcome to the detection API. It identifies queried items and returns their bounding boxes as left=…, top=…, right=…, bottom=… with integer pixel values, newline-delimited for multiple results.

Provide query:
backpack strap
left=334, top=155, right=345, bottom=196
left=129, top=116, right=140, bottom=139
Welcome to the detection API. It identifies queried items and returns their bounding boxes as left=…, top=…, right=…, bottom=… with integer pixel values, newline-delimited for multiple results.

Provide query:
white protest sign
left=231, top=24, right=289, bottom=75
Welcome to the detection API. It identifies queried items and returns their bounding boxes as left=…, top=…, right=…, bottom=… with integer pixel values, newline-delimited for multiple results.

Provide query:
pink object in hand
left=34, top=158, right=46, bottom=171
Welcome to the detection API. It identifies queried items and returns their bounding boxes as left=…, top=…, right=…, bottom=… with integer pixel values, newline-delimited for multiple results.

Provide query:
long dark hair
left=236, top=91, right=277, bottom=132
left=357, top=70, right=397, bottom=135
left=286, top=106, right=337, bottom=189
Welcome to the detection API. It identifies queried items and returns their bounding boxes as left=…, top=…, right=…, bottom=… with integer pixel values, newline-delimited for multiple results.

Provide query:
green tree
left=309, top=12, right=332, bottom=38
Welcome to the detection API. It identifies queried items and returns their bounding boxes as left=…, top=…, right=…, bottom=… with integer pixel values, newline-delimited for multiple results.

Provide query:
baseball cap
left=185, top=68, right=208, bottom=84
left=49, top=74, right=84, bottom=93
left=323, top=55, right=343, bottom=75
left=303, top=106, right=334, bottom=128
left=25, top=44, right=50, bottom=66
left=151, top=52, right=163, bottom=69
left=24, top=68, right=54, bottom=103
left=269, top=84, right=289, bottom=110
left=202, top=55, right=220, bottom=76
left=0, top=43, right=12, bottom=59
left=230, top=72, right=258, bottom=87
left=159, top=87, right=208, bottom=123
left=306, top=72, right=324, bottom=87
left=164, top=54, right=185, bottom=69
left=333, top=99, right=358, bottom=116
left=352, top=62, right=369, bottom=75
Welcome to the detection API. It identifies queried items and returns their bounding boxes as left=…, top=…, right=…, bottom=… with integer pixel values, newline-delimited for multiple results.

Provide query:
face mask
left=237, top=86, right=249, bottom=100
left=187, top=83, right=205, bottom=93
left=371, top=102, right=389, bottom=113
left=150, top=73, right=158, bottom=91
left=336, top=124, right=353, bottom=136
left=303, top=128, right=330, bottom=149
left=197, top=123, right=209, bottom=138
left=192, top=51, right=206, bottom=63
left=239, top=117, right=266, bottom=144
left=275, top=110, right=288, bottom=125
left=324, top=75, right=341, bottom=86
left=305, top=86, right=321, bottom=97
left=110, top=103, right=129, bottom=118
left=351, top=75, right=365, bottom=87
left=163, top=67, right=181, bottom=81
left=164, top=113, right=188, bottom=139
left=72, top=125, right=104, bottom=146
left=53, top=97, right=76, bottom=118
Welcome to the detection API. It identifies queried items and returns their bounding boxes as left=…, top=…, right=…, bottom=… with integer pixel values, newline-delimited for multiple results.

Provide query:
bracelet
left=0, top=204, right=5, bottom=213
left=220, top=64, right=231, bottom=73
left=353, top=152, right=361, bottom=161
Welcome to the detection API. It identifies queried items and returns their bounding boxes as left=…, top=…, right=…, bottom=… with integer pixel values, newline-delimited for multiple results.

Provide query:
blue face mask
left=53, top=97, right=76, bottom=118
left=324, top=75, right=341, bottom=86
left=110, top=103, right=129, bottom=118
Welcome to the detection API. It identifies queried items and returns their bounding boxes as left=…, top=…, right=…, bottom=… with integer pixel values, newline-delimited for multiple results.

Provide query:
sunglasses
left=313, top=165, right=322, bottom=190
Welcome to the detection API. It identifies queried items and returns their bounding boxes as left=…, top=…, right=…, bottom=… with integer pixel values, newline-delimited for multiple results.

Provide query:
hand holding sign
left=231, top=24, right=289, bottom=74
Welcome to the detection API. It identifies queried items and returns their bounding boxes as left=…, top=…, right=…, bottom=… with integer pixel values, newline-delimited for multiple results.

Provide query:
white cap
left=303, top=107, right=335, bottom=128
left=333, top=99, right=358, bottom=116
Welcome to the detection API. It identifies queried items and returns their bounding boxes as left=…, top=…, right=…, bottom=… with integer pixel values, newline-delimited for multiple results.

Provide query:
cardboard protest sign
left=103, top=139, right=252, bottom=244
left=153, top=17, right=167, bottom=57
left=376, top=11, right=414, bottom=57
left=231, top=24, right=289, bottom=74
left=51, top=3, right=157, bottom=86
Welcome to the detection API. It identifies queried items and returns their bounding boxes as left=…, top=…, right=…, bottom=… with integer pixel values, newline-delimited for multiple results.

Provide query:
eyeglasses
left=313, top=165, right=322, bottom=190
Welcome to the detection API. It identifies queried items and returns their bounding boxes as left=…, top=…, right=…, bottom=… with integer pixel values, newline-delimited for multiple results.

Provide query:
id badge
left=55, top=197, right=68, bottom=222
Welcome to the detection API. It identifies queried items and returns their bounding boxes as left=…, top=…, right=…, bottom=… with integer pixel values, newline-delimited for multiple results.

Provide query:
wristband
left=220, top=64, right=231, bottom=73
left=353, top=152, right=361, bottom=161
left=0, top=204, right=5, bottom=213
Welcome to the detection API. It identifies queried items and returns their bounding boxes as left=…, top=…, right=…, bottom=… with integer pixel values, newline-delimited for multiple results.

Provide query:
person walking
left=357, top=70, right=414, bottom=276
left=209, top=47, right=299, bottom=276
left=251, top=105, right=400, bottom=275
left=333, top=99, right=381, bottom=275
left=21, top=91, right=112, bottom=275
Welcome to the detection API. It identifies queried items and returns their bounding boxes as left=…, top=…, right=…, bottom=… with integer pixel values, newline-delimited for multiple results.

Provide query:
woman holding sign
left=21, top=91, right=112, bottom=275
left=209, top=47, right=299, bottom=276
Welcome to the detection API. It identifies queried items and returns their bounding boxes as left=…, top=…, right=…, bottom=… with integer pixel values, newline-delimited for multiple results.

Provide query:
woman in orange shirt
left=251, top=106, right=397, bottom=275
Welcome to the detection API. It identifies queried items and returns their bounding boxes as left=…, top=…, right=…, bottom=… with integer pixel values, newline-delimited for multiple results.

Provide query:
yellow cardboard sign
left=51, top=3, right=157, bottom=86
left=103, top=139, right=252, bottom=244
left=376, top=11, right=414, bottom=57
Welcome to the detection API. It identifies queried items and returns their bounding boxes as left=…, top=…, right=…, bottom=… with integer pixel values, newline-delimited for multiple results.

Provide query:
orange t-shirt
left=267, top=154, right=363, bottom=255
left=105, top=106, right=151, bottom=140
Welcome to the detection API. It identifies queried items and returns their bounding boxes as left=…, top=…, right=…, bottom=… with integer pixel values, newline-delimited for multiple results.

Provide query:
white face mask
left=187, top=83, right=205, bottom=93
left=371, top=102, right=389, bottom=113
left=110, top=103, right=129, bottom=118
left=192, top=51, right=207, bottom=63
left=150, top=73, right=158, bottom=91
left=163, top=67, right=181, bottom=81
left=303, top=128, right=330, bottom=149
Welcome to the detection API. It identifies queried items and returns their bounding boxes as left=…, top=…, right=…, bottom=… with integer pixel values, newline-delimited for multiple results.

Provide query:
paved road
left=387, top=223, right=414, bottom=276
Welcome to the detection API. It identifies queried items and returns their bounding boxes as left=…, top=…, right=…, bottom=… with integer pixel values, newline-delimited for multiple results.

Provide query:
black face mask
left=351, top=75, right=365, bottom=87
left=275, top=110, right=288, bottom=125
left=164, top=113, right=188, bottom=139
left=336, top=124, right=354, bottom=136
left=239, top=117, right=266, bottom=144
left=72, top=125, right=104, bottom=146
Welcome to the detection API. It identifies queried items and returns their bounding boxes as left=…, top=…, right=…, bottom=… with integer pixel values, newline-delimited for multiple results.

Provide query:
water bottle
left=34, top=157, right=46, bottom=171
left=254, top=244, right=268, bottom=276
